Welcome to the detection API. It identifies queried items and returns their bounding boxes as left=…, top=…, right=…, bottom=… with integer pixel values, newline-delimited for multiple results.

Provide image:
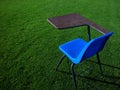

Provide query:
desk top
left=47, top=13, right=109, bottom=34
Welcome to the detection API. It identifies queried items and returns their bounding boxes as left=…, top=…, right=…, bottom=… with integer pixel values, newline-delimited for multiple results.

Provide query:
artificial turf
left=0, top=0, right=120, bottom=90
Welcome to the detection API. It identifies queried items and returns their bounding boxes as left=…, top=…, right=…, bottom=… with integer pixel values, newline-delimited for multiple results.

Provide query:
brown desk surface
left=47, top=13, right=109, bottom=34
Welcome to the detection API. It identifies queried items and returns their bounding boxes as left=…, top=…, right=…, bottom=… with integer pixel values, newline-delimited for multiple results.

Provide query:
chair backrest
left=77, top=32, right=113, bottom=63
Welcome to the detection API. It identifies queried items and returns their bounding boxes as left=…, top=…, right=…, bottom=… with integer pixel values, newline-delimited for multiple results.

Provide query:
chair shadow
left=56, top=61, right=120, bottom=87
left=87, top=60, right=120, bottom=70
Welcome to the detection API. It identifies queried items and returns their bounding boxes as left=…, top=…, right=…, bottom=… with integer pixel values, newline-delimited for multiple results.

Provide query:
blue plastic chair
left=56, top=32, right=113, bottom=90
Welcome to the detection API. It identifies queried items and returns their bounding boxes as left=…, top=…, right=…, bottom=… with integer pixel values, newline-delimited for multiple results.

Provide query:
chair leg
left=55, top=55, right=66, bottom=71
left=71, top=63, right=78, bottom=90
left=96, top=53, right=103, bottom=74
left=87, top=25, right=91, bottom=41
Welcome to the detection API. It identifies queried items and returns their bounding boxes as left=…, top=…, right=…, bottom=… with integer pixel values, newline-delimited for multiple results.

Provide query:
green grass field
left=0, top=0, right=120, bottom=90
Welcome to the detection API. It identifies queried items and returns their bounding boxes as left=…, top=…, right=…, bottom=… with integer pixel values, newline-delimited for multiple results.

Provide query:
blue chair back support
left=78, top=32, right=113, bottom=62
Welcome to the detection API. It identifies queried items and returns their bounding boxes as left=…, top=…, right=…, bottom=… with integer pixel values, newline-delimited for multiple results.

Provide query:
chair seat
left=59, top=38, right=87, bottom=63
